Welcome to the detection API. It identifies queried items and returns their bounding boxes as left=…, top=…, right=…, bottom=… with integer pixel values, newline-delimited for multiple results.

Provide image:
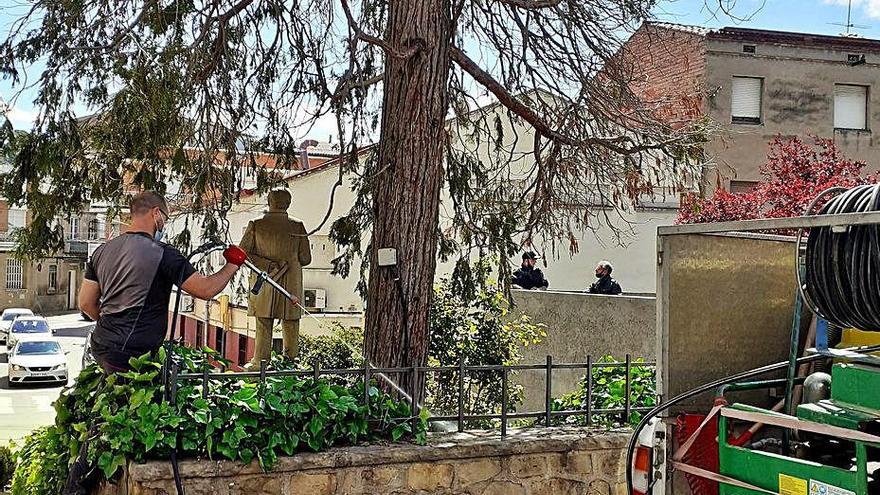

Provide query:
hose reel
left=799, top=183, right=880, bottom=332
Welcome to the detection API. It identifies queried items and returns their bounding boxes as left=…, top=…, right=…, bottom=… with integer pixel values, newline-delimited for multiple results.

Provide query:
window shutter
left=731, top=77, right=762, bottom=122
left=834, top=84, right=868, bottom=130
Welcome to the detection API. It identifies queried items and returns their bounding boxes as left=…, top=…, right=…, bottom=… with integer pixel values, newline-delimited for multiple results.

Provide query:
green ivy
left=12, top=345, right=426, bottom=495
left=549, top=355, right=656, bottom=428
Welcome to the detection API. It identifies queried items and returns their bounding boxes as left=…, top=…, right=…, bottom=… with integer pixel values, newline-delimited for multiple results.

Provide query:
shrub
left=425, top=271, right=545, bottom=427
left=0, top=443, right=15, bottom=490
left=550, top=355, right=656, bottom=428
left=678, top=135, right=875, bottom=229
left=12, top=345, right=426, bottom=495
left=297, top=324, right=364, bottom=371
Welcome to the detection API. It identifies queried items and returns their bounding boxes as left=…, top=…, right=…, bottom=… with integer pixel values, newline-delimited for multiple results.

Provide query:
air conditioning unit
left=303, top=288, right=326, bottom=309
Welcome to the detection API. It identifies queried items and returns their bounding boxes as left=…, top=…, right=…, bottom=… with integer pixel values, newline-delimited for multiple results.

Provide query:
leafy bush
left=296, top=324, right=364, bottom=371
left=550, top=355, right=656, bottom=428
left=12, top=345, right=426, bottom=495
left=0, top=443, right=15, bottom=490
left=425, top=271, right=545, bottom=427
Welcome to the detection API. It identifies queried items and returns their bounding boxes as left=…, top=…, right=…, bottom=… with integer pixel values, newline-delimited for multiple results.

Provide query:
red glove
left=223, top=245, right=248, bottom=266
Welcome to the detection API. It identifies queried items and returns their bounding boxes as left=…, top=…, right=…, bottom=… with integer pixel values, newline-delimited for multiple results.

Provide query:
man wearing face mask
left=78, top=191, right=244, bottom=373
left=587, top=260, right=622, bottom=295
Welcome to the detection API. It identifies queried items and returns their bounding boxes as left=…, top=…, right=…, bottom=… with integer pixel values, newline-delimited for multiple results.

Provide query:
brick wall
left=174, top=313, right=254, bottom=369
left=0, top=200, right=9, bottom=235
left=620, top=24, right=707, bottom=127
left=95, top=428, right=630, bottom=495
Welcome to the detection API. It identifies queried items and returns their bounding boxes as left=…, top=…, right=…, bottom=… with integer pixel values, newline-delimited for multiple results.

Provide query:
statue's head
left=268, top=189, right=292, bottom=212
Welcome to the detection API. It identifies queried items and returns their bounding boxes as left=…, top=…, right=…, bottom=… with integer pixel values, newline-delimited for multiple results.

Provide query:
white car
left=0, top=308, right=34, bottom=344
left=8, top=340, right=68, bottom=386
left=6, top=316, right=53, bottom=348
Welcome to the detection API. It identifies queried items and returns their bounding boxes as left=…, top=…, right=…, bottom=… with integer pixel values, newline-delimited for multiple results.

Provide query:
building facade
left=625, top=22, right=880, bottom=191
left=0, top=200, right=108, bottom=314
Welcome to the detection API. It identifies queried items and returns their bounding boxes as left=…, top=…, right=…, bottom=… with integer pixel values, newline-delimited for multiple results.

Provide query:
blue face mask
left=154, top=212, right=166, bottom=242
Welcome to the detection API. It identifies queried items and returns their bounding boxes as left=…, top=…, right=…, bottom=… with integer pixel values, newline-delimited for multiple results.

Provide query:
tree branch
left=339, top=0, right=421, bottom=58
left=332, top=73, right=385, bottom=102
left=69, top=1, right=156, bottom=52
left=449, top=46, right=579, bottom=146
left=450, top=46, right=686, bottom=155
left=495, top=0, right=562, bottom=9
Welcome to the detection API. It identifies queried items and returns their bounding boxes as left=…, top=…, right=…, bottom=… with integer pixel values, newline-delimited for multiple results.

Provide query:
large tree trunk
left=364, top=0, right=452, bottom=401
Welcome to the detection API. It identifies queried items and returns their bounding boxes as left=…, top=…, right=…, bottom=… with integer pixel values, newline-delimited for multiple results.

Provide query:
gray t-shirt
left=85, top=232, right=196, bottom=362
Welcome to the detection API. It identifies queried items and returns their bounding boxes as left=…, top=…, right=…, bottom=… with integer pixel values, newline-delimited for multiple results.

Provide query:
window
left=731, top=76, right=763, bottom=124
left=6, top=258, right=23, bottom=289
left=96, top=215, right=106, bottom=240
left=834, top=84, right=869, bottom=130
left=48, top=265, right=57, bottom=292
left=238, top=334, right=248, bottom=365
left=848, top=54, right=866, bottom=65
left=729, top=180, right=759, bottom=194
left=742, top=44, right=756, bottom=54
left=8, top=209, right=25, bottom=233
left=195, top=320, right=204, bottom=348
left=215, top=327, right=225, bottom=355
left=69, top=216, right=80, bottom=240
left=87, top=219, right=100, bottom=240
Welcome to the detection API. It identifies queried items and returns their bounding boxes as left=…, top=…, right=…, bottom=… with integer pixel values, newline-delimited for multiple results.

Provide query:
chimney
left=299, top=139, right=319, bottom=170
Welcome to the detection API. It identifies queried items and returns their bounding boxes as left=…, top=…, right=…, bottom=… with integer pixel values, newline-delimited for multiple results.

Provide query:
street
left=0, top=313, right=92, bottom=447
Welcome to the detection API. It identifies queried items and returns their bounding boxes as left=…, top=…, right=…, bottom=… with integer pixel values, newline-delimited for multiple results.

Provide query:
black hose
left=804, top=183, right=880, bottom=331
left=164, top=242, right=225, bottom=495
left=624, top=343, right=880, bottom=495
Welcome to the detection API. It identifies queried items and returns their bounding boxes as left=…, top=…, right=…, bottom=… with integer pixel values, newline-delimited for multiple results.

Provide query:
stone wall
left=510, top=290, right=656, bottom=411
left=95, top=428, right=630, bottom=495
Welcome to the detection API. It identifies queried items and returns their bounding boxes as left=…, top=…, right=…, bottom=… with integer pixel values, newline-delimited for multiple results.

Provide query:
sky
left=1, top=0, right=878, bottom=135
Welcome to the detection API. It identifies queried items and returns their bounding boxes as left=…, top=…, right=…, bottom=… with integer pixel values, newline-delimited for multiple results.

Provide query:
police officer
left=511, top=251, right=549, bottom=290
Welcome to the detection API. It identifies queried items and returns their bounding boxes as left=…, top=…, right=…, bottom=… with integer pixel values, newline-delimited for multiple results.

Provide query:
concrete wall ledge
left=127, top=428, right=630, bottom=481
left=98, top=427, right=632, bottom=495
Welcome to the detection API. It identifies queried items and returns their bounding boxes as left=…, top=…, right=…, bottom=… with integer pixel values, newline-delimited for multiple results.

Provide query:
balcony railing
left=65, top=240, right=89, bottom=255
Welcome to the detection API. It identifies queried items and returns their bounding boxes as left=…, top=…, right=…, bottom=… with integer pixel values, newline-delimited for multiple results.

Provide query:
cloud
left=1, top=104, right=39, bottom=130
left=824, top=0, right=880, bottom=20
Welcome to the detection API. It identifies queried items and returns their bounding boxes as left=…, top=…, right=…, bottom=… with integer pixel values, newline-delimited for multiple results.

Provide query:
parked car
left=0, top=308, right=34, bottom=345
left=6, top=316, right=53, bottom=348
left=82, top=328, right=95, bottom=369
left=8, top=339, right=69, bottom=387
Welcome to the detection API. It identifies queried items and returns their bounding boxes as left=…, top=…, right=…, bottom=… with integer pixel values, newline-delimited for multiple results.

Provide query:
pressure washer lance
left=239, top=247, right=419, bottom=404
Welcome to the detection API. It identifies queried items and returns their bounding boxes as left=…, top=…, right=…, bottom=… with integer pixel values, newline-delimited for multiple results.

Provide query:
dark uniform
left=512, top=265, right=549, bottom=290
left=588, top=274, right=622, bottom=295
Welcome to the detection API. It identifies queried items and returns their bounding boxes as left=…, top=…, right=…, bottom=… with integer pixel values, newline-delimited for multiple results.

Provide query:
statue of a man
left=239, top=189, right=311, bottom=364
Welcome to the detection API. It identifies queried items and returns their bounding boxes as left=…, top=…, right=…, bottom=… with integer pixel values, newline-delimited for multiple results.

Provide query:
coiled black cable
left=804, top=183, right=880, bottom=331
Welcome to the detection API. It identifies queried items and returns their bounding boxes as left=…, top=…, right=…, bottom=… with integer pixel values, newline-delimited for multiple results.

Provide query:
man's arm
left=296, top=223, right=312, bottom=267
left=536, top=269, right=549, bottom=288
left=79, top=279, right=101, bottom=321
left=181, top=264, right=239, bottom=300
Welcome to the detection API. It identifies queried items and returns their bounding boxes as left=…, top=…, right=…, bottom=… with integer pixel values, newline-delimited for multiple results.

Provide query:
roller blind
left=834, top=84, right=867, bottom=130
left=731, top=76, right=762, bottom=123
